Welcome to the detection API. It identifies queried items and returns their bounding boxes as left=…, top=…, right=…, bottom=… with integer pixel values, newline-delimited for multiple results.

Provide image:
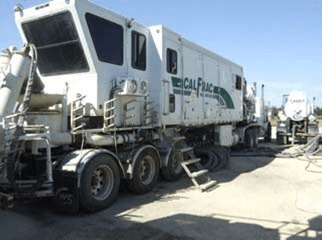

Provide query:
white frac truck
left=0, top=0, right=266, bottom=211
left=276, top=91, right=318, bottom=144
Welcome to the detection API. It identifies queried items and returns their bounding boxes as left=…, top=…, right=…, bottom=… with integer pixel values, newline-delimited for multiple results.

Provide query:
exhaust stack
left=0, top=46, right=31, bottom=119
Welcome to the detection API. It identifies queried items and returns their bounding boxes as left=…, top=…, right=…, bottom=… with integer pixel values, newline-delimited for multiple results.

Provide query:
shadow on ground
left=0, top=211, right=280, bottom=240
left=0, top=141, right=291, bottom=240
left=211, top=141, right=286, bottom=184
left=287, top=215, right=322, bottom=240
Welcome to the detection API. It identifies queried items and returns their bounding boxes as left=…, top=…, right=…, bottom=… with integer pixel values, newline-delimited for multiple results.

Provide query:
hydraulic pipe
left=262, top=84, right=265, bottom=121
left=86, top=133, right=142, bottom=146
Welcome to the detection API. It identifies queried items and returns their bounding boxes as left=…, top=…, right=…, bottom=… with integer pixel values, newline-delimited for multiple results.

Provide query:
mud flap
left=0, top=192, right=14, bottom=209
left=53, top=170, right=79, bottom=212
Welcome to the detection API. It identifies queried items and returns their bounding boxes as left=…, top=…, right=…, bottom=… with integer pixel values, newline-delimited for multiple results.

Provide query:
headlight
left=140, top=81, right=147, bottom=94
left=126, top=79, right=137, bottom=93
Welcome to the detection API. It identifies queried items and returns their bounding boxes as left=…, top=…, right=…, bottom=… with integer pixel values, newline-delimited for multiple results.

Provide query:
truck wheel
left=194, top=147, right=214, bottom=170
left=276, top=133, right=288, bottom=145
left=264, top=123, right=271, bottom=142
left=127, top=147, right=160, bottom=194
left=211, top=148, right=227, bottom=172
left=209, top=151, right=220, bottom=171
left=245, top=129, right=256, bottom=149
left=221, top=146, right=231, bottom=167
left=79, top=154, right=120, bottom=212
left=252, top=129, right=259, bottom=149
left=161, top=148, right=183, bottom=181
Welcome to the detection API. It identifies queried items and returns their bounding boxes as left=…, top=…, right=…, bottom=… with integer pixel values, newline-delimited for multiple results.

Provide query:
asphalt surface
left=1, top=142, right=322, bottom=240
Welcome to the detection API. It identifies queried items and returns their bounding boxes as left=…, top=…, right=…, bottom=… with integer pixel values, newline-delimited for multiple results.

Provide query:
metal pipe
left=45, top=139, right=53, bottom=183
left=262, top=84, right=265, bottom=121
left=86, top=133, right=141, bottom=146
left=0, top=47, right=31, bottom=119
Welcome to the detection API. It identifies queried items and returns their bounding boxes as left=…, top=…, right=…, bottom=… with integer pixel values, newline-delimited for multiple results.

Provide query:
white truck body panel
left=15, top=0, right=244, bottom=128
left=0, top=0, right=268, bottom=211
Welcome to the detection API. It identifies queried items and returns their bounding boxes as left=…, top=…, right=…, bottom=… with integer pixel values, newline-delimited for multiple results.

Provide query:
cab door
left=162, top=37, right=183, bottom=126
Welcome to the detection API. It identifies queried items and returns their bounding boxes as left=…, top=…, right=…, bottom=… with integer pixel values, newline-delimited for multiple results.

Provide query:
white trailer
left=0, top=0, right=263, bottom=211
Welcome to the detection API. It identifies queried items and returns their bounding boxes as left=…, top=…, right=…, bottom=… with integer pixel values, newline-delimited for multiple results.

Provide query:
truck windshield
left=22, top=12, right=89, bottom=76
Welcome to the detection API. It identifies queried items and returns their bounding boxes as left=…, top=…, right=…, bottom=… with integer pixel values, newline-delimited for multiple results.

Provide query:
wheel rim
left=90, top=165, right=114, bottom=201
left=171, top=150, right=183, bottom=174
left=139, top=155, right=156, bottom=185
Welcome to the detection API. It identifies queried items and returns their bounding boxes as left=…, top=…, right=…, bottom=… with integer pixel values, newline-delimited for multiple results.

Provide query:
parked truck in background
left=276, top=91, right=318, bottom=144
left=0, top=0, right=266, bottom=212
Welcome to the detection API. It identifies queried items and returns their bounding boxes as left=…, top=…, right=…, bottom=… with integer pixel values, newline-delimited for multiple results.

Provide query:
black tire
left=221, top=146, right=231, bottom=168
left=264, top=123, right=271, bottom=142
left=209, top=150, right=220, bottom=171
left=210, top=148, right=227, bottom=172
left=277, top=132, right=288, bottom=145
left=224, top=146, right=231, bottom=157
left=276, top=133, right=282, bottom=145
left=161, top=148, right=184, bottom=181
left=245, top=129, right=255, bottom=149
left=194, top=147, right=214, bottom=170
left=252, top=129, right=259, bottom=149
left=127, top=146, right=160, bottom=194
left=79, top=154, right=120, bottom=212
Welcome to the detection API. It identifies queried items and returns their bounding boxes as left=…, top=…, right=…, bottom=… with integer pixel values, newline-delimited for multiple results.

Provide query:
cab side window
left=86, top=13, right=124, bottom=66
left=132, top=31, right=146, bottom=71
left=167, top=48, right=177, bottom=75
left=235, top=75, right=242, bottom=90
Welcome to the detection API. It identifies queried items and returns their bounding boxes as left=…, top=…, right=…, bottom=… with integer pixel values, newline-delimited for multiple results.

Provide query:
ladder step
left=72, top=115, right=84, bottom=121
left=180, top=147, right=194, bottom=153
left=172, top=136, right=186, bottom=142
left=107, top=123, right=115, bottom=128
left=105, top=106, right=116, bottom=112
left=73, top=106, right=85, bottom=112
left=74, top=95, right=86, bottom=102
left=104, top=115, right=115, bottom=121
left=73, top=123, right=86, bottom=131
left=182, top=158, right=200, bottom=165
left=16, top=180, right=38, bottom=184
left=191, top=169, right=208, bottom=178
left=105, top=98, right=117, bottom=104
left=200, top=180, right=217, bottom=191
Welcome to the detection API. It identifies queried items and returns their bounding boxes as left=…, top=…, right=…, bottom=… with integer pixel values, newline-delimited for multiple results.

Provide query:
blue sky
left=0, top=0, right=321, bottom=107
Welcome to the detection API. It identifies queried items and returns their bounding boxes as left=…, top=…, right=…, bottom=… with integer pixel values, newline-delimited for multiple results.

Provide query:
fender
left=240, top=124, right=260, bottom=143
left=127, top=144, right=161, bottom=179
left=164, top=147, right=173, bottom=168
left=59, top=148, right=125, bottom=188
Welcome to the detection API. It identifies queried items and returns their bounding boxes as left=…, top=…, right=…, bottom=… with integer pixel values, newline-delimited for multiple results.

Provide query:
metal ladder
left=166, top=130, right=217, bottom=191
left=71, top=95, right=86, bottom=132
left=104, top=98, right=117, bottom=130
left=16, top=46, right=38, bottom=128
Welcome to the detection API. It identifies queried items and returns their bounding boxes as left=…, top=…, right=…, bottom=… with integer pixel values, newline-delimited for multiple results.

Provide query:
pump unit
left=0, top=0, right=266, bottom=211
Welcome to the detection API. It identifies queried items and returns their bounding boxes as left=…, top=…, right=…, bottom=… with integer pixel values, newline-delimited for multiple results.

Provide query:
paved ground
left=1, top=142, right=322, bottom=240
